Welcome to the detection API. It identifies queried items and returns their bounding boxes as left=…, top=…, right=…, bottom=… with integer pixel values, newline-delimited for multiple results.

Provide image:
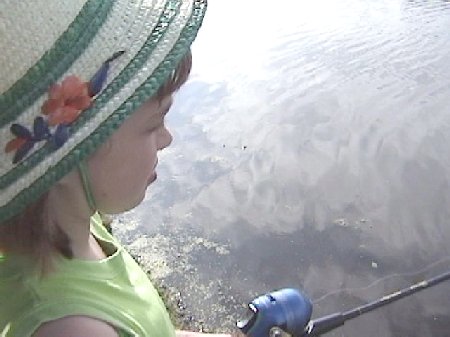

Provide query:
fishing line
left=312, top=255, right=450, bottom=305
left=238, top=258, right=450, bottom=336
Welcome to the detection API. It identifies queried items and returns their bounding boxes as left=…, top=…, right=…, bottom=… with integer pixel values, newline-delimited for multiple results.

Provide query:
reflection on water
left=128, top=0, right=450, bottom=335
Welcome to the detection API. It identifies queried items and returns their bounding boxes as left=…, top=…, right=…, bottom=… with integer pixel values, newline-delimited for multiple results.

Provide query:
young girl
left=0, top=1, right=233, bottom=336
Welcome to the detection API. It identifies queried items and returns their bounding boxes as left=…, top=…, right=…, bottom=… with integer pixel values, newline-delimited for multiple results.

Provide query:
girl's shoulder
left=32, top=315, right=120, bottom=337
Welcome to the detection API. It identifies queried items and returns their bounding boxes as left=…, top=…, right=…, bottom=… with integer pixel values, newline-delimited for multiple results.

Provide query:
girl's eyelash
left=146, top=112, right=166, bottom=132
left=147, top=119, right=164, bottom=132
left=147, top=125, right=159, bottom=132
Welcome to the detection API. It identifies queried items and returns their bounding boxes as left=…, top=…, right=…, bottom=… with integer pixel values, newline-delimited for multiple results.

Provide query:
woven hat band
left=0, top=0, right=114, bottom=123
left=0, top=0, right=207, bottom=222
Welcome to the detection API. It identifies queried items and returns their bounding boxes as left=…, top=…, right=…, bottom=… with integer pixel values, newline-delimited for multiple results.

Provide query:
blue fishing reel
left=237, top=288, right=313, bottom=337
left=237, top=270, right=450, bottom=336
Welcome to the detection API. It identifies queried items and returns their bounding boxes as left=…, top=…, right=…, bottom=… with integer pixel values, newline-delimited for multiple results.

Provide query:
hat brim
left=0, top=0, right=207, bottom=222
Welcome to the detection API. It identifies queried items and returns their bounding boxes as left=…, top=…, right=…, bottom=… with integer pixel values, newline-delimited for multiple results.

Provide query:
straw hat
left=0, top=0, right=207, bottom=222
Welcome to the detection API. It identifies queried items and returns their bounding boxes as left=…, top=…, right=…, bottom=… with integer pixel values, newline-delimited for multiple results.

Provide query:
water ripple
left=131, top=0, right=450, bottom=335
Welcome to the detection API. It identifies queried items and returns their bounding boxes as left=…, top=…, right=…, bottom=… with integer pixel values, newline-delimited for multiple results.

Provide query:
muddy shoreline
left=110, top=214, right=245, bottom=334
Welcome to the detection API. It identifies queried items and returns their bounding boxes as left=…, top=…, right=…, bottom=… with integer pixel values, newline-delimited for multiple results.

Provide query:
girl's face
left=88, top=94, right=173, bottom=214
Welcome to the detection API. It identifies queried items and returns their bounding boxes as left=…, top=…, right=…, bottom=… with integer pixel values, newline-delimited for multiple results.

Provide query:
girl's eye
left=147, top=120, right=164, bottom=133
left=145, top=111, right=167, bottom=133
left=147, top=125, right=159, bottom=133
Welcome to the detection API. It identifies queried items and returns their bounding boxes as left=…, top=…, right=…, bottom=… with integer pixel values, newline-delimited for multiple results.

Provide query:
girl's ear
left=48, top=166, right=90, bottom=211
left=53, top=167, right=81, bottom=189
left=46, top=164, right=96, bottom=221
left=90, top=136, right=114, bottom=162
left=49, top=169, right=79, bottom=192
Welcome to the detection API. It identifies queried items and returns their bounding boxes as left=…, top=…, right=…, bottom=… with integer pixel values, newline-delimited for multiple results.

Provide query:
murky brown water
left=115, top=0, right=450, bottom=335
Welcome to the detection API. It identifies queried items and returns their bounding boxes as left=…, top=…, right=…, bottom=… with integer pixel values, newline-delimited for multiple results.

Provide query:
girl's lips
left=147, top=159, right=158, bottom=185
left=147, top=172, right=157, bottom=185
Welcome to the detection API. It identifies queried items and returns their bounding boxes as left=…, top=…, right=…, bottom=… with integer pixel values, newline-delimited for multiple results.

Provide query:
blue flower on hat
left=5, top=51, right=124, bottom=164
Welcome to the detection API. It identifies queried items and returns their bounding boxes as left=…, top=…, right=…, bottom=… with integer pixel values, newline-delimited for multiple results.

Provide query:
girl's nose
left=157, top=127, right=173, bottom=150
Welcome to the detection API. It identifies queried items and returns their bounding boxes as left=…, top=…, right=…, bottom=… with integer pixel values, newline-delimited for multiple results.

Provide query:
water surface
left=117, top=1, right=450, bottom=335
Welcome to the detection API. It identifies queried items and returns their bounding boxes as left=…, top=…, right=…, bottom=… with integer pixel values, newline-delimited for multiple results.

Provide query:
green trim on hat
left=0, top=0, right=114, bottom=127
left=0, top=0, right=180, bottom=191
left=0, top=0, right=207, bottom=223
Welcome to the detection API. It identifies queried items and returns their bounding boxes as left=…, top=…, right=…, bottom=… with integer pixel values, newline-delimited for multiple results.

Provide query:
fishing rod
left=237, top=270, right=450, bottom=337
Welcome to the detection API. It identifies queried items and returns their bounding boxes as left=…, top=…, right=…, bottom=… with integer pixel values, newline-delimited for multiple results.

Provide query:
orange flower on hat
left=5, top=51, right=124, bottom=164
left=41, top=75, right=92, bottom=126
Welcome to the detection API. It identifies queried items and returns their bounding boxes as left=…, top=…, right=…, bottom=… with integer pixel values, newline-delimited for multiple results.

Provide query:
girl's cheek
left=141, top=132, right=159, bottom=153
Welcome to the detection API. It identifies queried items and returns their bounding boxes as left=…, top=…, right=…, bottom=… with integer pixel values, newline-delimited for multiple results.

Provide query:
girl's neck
left=46, top=170, right=108, bottom=261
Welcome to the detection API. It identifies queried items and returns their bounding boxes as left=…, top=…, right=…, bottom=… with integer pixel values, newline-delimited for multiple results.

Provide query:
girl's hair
left=0, top=50, right=193, bottom=274
left=157, top=49, right=192, bottom=100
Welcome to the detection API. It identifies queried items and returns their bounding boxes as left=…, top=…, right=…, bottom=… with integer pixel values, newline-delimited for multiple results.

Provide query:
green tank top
left=0, top=213, right=175, bottom=337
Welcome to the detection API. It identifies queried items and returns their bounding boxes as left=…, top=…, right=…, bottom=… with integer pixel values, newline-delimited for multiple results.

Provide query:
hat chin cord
left=77, top=160, right=98, bottom=213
